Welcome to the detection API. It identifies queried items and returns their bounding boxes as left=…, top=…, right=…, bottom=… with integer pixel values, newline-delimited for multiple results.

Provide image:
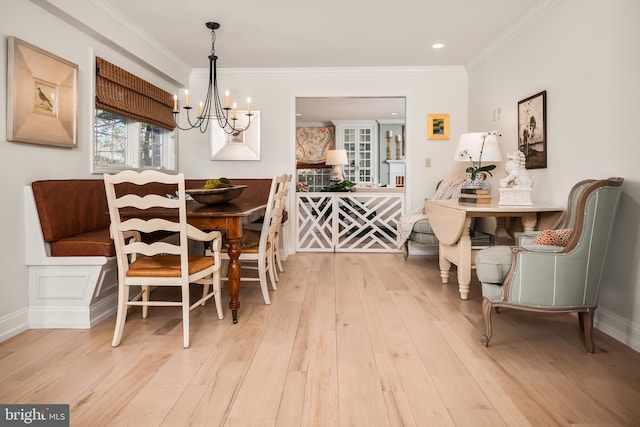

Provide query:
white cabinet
left=296, top=190, right=404, bottom=252
left=385, top=160, right=406, bottom=187
left=332, top=121, right=377, bottom=185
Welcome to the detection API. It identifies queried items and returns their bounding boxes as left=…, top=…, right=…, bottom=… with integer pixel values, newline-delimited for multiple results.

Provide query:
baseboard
left=595, top=306, right=640, bottom=353
left=0, top=308, right=29, bottom=343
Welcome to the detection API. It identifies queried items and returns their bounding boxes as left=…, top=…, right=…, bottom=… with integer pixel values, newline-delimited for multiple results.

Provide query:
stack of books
left=458, top=188, right=491, bottom=204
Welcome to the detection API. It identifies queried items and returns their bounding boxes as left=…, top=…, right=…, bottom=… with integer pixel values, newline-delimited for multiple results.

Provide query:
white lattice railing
left=296, top=192, right=404, bottom=252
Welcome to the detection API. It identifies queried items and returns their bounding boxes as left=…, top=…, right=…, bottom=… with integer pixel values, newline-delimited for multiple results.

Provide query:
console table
left=424, top=199, right=564, bottom=300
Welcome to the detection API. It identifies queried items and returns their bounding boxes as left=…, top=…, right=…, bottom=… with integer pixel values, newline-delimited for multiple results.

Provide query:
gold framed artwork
left=427, top=113, right=450, bottom=140
left=7, top=37, right=78, bottom=148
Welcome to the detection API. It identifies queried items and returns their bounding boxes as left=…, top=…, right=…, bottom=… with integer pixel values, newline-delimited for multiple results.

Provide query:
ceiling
left=92, top=0, right=546, bottom=123
left=100, top=0, right=544, bottom=69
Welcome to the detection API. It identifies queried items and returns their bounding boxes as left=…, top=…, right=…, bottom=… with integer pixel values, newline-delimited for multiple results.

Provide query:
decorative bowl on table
left=186, top=185, right=247, bottom=205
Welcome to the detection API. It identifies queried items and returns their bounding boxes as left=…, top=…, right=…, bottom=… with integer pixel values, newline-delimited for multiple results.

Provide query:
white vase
left=465, top=172, right=485, bottom=189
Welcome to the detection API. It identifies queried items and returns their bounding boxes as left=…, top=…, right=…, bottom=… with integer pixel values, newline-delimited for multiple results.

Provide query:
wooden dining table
left=122, top=198, right=267, bottom=323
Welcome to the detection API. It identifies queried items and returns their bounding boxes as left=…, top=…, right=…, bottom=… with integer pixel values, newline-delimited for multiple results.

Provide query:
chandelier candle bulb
left=225, top=90, right=230, bottom=108
left=185, top=89, right=190, bottom=107
left=198, top=101, right=204, bottom=117
left=232, top=103, right=237, bottom=120
left=173, top=94, right=178, bottom=112
left=247, top=98, right=252, bottom=115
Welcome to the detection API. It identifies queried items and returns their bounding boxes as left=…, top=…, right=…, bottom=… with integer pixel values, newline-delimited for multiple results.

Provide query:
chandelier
left=173, top=22, right=253, bottom=134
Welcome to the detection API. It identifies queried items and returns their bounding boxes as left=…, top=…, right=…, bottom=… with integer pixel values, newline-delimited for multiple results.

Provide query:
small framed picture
left=518, top=90, right=547, bottom=169
left=7, top=37, right=78, bottom=148
left=427, top=113, right=449, bottom=140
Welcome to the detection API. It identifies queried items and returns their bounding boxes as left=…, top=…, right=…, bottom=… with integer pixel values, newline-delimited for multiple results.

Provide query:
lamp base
left=331, top=165, right=345, bottom=182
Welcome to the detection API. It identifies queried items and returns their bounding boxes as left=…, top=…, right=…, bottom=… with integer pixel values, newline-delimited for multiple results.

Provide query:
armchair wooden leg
left=579, top=307, right=596, bottom=354
left=403, top=240, right=409, bottom=259
left=481, top=298, right=493, bottom=347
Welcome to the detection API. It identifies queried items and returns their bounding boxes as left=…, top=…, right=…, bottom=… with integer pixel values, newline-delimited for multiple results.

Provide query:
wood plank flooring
left=1, top=252, right=640, bottom=426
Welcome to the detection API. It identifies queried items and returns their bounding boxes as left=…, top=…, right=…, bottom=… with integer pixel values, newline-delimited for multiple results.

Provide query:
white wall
left=0, top=0, right=180, bottom=339
left=468, top=0, right=640, bottom=350
left=179, top=67, right=468, bottom=213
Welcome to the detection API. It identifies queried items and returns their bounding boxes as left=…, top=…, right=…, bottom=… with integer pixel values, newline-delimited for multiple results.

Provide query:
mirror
left=295, top=97, right=406, bottom=191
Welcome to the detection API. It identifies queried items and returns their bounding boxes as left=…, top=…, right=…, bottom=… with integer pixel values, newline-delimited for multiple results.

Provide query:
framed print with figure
left=7, top=37, right=78, bottom=148
left=518, top=90, right=547, bottom=169
left=210, top=111, right=261, bottom=160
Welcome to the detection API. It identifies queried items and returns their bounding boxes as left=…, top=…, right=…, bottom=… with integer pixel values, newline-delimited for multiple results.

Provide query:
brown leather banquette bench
left=30, top=178, right=274, bottom=257
left=25, top=177, right=278, bottom=329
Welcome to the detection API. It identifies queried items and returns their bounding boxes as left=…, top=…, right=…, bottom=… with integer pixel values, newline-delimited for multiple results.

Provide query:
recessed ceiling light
left=391, top=112, right=398, bottom=116
left=296, top=113, right=302, bottom=116
left=432, top=43, right=445, bottom=49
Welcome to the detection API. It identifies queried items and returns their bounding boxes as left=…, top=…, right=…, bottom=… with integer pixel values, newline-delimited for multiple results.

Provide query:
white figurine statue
left=498, top=151, right=534, bottom=205
left=500, top=151, right=534, bottom=189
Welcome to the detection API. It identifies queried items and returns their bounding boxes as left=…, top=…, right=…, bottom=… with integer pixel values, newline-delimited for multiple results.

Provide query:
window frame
left=92, top=108, right=177, bottom=174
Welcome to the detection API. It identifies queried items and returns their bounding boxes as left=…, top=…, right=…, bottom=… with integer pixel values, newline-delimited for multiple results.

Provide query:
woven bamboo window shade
left=95, top=57, right=175, bottom=130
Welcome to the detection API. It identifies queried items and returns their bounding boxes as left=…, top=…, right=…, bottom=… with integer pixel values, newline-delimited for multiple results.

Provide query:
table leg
left=457, top=218, right=473, bottom=300
left=226, top=238, right=241, bottom=323
left=225, top=217, right=243, bottom=324
left=439, top=243, right=451, bottom=284
left=494, top=217, right=512, bottom=244
left=521, top=213, right=538, bottom=232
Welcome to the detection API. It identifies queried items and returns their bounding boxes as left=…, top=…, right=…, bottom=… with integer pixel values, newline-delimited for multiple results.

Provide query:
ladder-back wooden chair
left=104, top=170, right=224, bottom=348
left=221, top=173, right=289, bottom=304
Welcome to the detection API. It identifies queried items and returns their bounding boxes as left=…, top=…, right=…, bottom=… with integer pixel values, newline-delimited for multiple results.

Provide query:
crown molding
left=466, top=0, right=562, bottom=72
left=191, top=65, right=467, bottom=79
left=31, top=0, right=191, bottom=86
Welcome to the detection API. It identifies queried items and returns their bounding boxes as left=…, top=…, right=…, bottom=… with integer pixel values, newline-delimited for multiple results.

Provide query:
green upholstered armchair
left=475, top=177, right=623, bottom=353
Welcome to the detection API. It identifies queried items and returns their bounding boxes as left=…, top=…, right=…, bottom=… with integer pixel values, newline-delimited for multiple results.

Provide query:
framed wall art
left=518, top=90, right=547, bottom=169
left=427, top=113, right=449, bottom=140
left=7, top=37, right=78, bottom=148
left=210, top=111, right=261, bottom=160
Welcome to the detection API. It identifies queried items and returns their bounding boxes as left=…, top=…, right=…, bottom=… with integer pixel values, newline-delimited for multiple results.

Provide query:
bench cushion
left=50, top=228, right=115, bottom=257
left=32, top=179, right=111, bottom=242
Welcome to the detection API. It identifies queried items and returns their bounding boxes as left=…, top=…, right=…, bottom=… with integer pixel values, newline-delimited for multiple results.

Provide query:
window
left=93, top=57, right=177, bottom=173
left=93, top=109, right=176, bottom=172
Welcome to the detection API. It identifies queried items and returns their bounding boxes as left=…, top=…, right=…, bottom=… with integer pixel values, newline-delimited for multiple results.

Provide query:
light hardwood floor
left=1, top=253, right=640, bottom=426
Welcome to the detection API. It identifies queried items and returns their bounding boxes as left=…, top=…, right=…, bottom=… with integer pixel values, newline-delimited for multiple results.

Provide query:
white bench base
left=25, top=186, right=118, bottom=329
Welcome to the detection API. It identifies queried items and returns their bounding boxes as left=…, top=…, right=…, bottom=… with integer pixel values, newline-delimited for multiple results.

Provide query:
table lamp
left=454, top=132, right=502, bottom=188
left=325, top=149, right=348, bottom=182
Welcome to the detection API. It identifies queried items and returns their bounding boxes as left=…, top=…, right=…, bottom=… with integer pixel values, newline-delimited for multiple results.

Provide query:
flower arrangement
left=457, top=131, right=500, bottom=181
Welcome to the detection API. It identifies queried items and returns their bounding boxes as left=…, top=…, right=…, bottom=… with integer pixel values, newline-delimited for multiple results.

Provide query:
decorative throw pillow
left=531, top=228, right=573, bottom=246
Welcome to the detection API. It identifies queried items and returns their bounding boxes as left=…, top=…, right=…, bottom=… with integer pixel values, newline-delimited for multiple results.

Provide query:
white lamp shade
left=454, top=132, right=502, bottom=163
left=325, top=149, right=348, bottom=165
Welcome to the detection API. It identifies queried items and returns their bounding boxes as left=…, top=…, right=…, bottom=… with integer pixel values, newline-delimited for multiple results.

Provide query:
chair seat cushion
left=409, top=231, right=439, bottom=244
left=476, top=246, right=513, bottom=284
left=412, top=219, right=434, bottom=234
left=127, top=255, right=213, bottom=277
